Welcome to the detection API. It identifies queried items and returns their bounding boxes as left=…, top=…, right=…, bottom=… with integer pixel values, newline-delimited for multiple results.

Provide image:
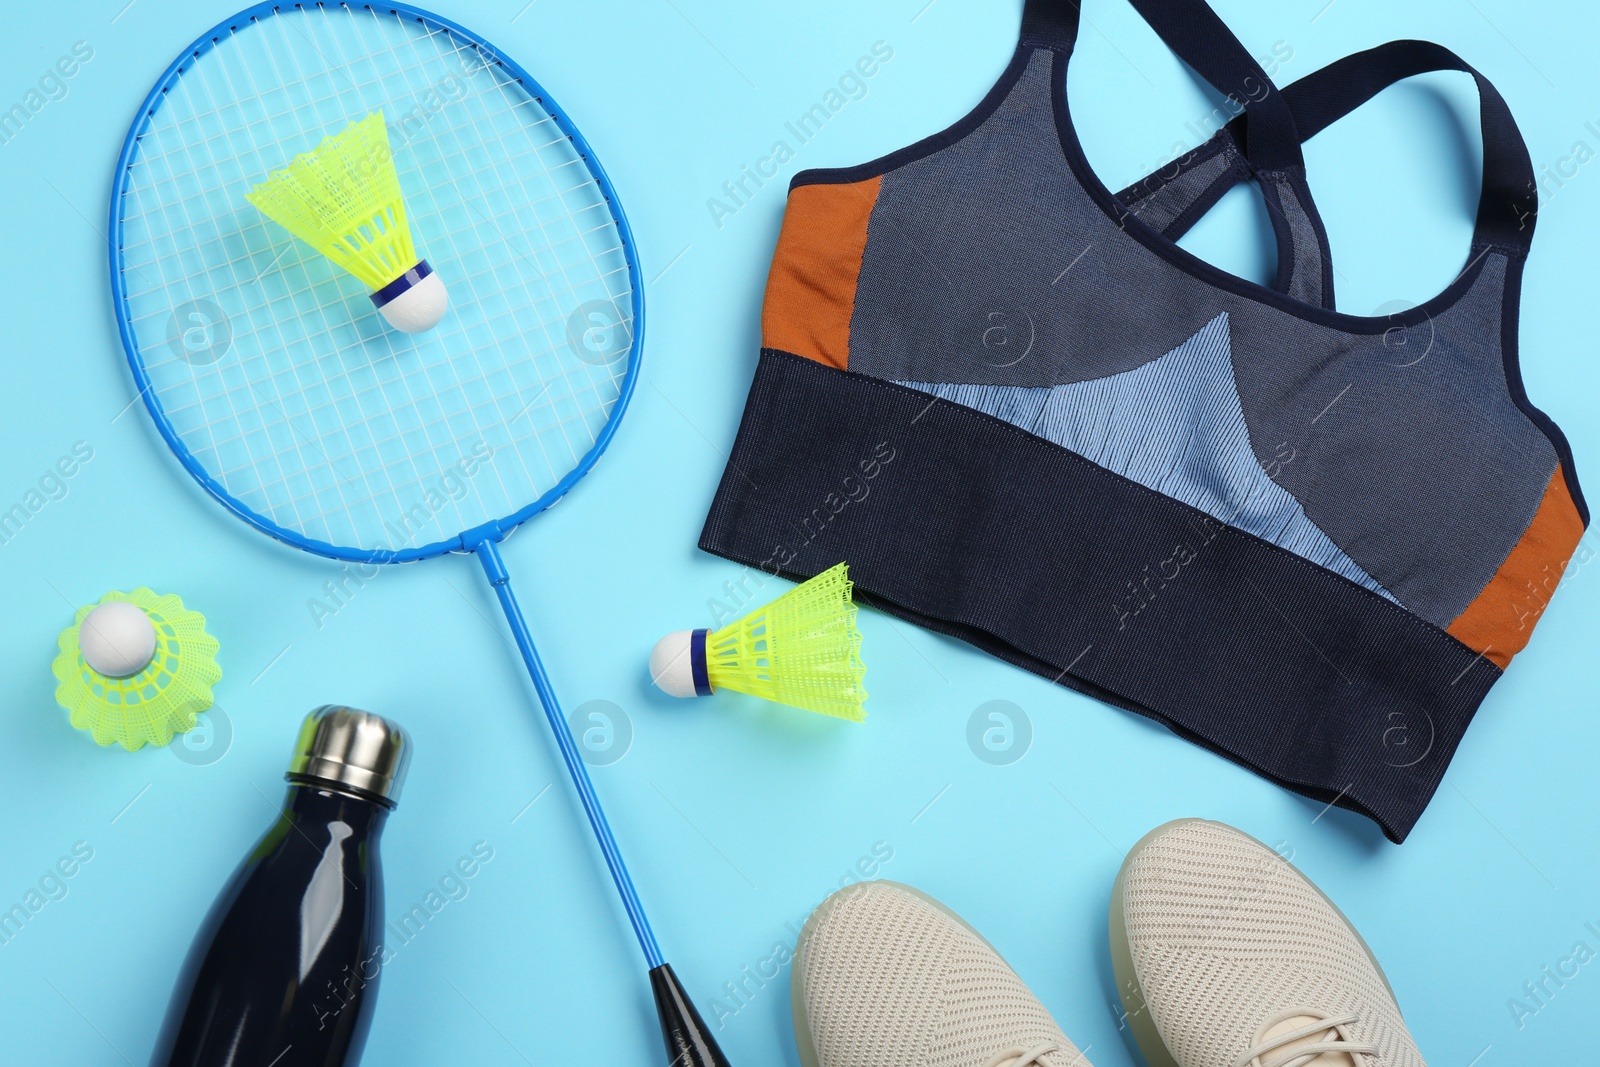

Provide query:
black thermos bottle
left=149, top=705, right=412, bottom=1067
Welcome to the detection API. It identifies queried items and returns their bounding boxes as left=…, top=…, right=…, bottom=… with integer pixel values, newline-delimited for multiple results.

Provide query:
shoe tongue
left=1257, top=1015, right=1360, bottom=1067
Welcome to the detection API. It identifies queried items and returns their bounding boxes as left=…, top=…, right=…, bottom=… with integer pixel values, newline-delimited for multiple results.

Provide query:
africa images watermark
left=1489, top=524, right=1596, bottom=642
left=706, top=41, right=896, bottom=230
left=385, top=56, right=479, bottom=151
left=1115, top=39, right=1294, bottom=226
left=704, top=440, right=896, bottom=629
left=0, top=440, right=95, bottom=549
left=566, top=298, right=633, bottom=367
left=170, top=705, right=235, bottom=767
left=311, top=840, right=496, bottom=1031
left=1512, top=117, right=1600, bottom=232
left=305, top=441, right=496, bottom=629
left=967, top=700, right=1033, bottom=766
left=167, top=299, right=232, bottom=365
left=1110, top=440, right=1295, bottom=631
left=567, top=699, right=633, bottom=766
left=1507, top=920, right=1600, bottom=1031
left=709, top=840, right=896, bottom=1030
left=0, top=841, right=94, bottom=948
left=0, top=40, right=94, bottom=147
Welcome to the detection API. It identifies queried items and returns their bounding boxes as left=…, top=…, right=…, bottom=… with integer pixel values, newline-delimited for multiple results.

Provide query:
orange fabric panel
left=1448, top=470, right=1585, bottom=668
left=761, top=176, right=882, bottom=371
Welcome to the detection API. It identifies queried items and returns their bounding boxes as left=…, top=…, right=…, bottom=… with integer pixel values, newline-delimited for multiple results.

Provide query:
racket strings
left=117, top=5, right=635, bottom=552
left=121, top=137, right=617, bottom=320
left=187, top=9, right=473, bottom=543
left=126, top=16, right=450, bottom=542
left=314, top=6, right=630, bottom=543
left=341, top=5, right=627, bottom=524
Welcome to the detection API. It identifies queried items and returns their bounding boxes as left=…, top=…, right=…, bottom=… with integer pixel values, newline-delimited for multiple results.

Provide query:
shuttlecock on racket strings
left=53, top=589, right=222, bottom=750
left=245, top=111, right=447, bottom=333
left=650, top=562, right=867, bottom=721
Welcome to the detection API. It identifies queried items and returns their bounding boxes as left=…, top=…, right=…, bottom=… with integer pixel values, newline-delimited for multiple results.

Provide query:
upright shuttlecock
left=245, top=111, right=447, bottom=333
left=650, top=562, right=867, bottom=721
left=53, top=589, right=222, bottom=750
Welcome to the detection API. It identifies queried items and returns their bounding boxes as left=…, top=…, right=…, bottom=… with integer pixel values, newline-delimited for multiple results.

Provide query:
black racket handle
left=650, top=964, right=734, bottom=1066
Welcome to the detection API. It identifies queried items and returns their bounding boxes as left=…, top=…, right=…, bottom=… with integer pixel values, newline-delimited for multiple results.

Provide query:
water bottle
left=149, top=706, right=412, bottom=1067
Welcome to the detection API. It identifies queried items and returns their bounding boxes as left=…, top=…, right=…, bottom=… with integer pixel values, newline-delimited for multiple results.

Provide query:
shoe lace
left=983, top=1043, right=1066, bottom=1067
left=1232, top=1011, right=1381, bottom=1067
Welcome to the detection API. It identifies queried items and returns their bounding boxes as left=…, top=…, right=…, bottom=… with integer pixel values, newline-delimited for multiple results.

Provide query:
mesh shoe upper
left=1116, top=820, right=1424, bottom=1067
left=795, top=881, right=1090, bottom=1067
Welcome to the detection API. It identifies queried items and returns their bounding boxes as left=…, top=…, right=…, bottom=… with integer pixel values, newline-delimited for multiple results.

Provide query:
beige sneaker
left=1111, top=820, right=1424, bottom=1067
left=793, top=880, right=1092, bottom=1067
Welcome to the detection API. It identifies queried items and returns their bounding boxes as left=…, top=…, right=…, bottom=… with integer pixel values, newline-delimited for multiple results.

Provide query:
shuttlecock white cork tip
left=79, top=601, right=158, bottom=678
left=650, top=629, right=712, bottom=699
left=372, top=259, right=448, bottom=333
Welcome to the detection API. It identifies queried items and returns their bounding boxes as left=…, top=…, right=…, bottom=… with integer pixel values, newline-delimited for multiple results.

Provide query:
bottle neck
left=283, top=780, right=392, bottom=836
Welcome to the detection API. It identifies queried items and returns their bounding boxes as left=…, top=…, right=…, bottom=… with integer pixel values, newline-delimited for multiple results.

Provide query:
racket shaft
left=477, top=543, right=735, bottom=1065
left=474, top=541, right=663, bottom=967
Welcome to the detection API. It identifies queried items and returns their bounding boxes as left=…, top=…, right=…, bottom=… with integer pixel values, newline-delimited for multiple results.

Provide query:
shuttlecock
left=650, top=562, right=867, bottom=721
left=53, top=589, right=222, bottom=750
left=245, top=111, right=447, bottom=333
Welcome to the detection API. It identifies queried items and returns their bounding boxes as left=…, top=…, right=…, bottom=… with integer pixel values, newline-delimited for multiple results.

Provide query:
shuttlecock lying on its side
left=53, top=589, right=222, bottom=750
left=650, top=562, right=867, bottom=722
left=245, top=111, right=447, bottom=333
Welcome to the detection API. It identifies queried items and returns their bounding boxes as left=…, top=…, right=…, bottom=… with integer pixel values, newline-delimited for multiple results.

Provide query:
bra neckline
left=1043, top=46, right=1497, bottom=336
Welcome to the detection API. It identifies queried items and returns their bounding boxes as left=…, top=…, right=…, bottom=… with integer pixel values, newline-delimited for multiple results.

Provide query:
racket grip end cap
left=649, top=964, right=733, bottom=1067
left=372, top=259, right=448, bottom=333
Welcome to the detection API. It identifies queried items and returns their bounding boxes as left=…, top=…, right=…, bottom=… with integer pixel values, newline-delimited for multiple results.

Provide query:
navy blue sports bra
left=700, top=0, right=1586, bottom=842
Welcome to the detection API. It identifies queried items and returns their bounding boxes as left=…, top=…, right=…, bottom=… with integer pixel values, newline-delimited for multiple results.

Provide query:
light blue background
left=2, top=1, right=1597, bottom=1064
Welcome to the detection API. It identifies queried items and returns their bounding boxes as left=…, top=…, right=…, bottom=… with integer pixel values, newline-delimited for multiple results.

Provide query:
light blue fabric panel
left=899, top=312, right=1401, bottom=603
left=852, top=51, right=1558, bottom=627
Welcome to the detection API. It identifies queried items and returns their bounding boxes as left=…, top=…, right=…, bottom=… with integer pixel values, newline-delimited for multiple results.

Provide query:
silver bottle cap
left=287, top=705, right=411, bottom=804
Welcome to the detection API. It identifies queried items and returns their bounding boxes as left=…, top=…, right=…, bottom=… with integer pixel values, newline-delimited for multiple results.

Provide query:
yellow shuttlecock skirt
left=705, top=563, right=867, bottom=721
left=244, top=111, right=416, bottom=291
left=53, top=589, right=222, bottom=751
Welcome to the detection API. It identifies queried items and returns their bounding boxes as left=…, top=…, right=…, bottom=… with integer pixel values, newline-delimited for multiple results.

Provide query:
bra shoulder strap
left=1020, top=0, right=1079, bottom=50
left=1256, top=40, right=1537, bottom=253
left=1022, top=0, right=1305, bottom=173
left=1125, top=40, right=1539, bottom=255
left=1024, top=0, right=1335, bottom=304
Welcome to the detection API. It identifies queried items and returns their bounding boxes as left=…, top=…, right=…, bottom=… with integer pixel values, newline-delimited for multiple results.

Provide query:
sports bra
left=699, top=0, right=1587, bottom=842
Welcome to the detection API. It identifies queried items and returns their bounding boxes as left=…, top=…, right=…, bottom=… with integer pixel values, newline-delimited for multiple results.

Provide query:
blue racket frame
left=107, top=2, right=663, bottom=970
left=108, top=0, right=645, bottom=568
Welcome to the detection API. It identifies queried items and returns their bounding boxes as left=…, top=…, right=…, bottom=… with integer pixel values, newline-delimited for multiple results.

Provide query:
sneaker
left=793, top=880, right=1092, bottom=1067
left=1110, top=819, right=1423, bottom=1067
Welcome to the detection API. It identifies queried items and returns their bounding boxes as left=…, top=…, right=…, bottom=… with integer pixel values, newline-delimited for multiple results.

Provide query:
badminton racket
left=108, top=5, right=728, bottom=1064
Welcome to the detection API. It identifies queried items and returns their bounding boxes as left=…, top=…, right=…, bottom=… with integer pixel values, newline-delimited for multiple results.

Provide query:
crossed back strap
left=1025, top=1, right=1538, bottom=308
left=1245, top=40, right=1537, bottom=251
left=1023, top=0, right=1302, bottom=170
